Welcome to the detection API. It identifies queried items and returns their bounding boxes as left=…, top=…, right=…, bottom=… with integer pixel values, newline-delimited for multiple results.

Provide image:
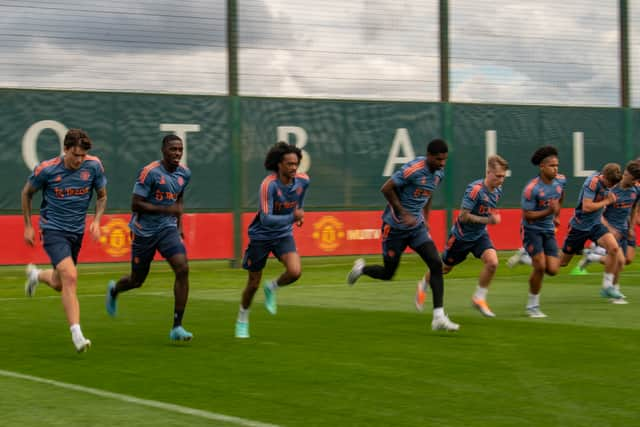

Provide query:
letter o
left=22, top=120, right=68, bottom=171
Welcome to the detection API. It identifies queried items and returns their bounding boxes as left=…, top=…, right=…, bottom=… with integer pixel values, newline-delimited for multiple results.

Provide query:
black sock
left=173, top=309, right=184, bottom=328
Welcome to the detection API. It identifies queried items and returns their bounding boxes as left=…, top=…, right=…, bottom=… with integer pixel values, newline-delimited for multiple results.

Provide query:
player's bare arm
left=582, top=193, right=616, bottom=213
left=132, top=194, right=183, bottom=217
left=627, top=203, right=638, bottom=240
left=381, top=179, right=416, bottom=227
left=459, top=208, right=500, bottom=225
left=21, top=181, right=38, bottom=246
left=294, top=207, right=304, bottom=227
left=553, top=195, right=564, bottom=227
left=523, top=203, right=556, bottom=223
left=89, top=187, right=107, bottom=241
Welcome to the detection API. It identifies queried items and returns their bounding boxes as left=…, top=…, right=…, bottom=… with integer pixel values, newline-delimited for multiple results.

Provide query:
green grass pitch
left=1, top=253, right=639, bottom=426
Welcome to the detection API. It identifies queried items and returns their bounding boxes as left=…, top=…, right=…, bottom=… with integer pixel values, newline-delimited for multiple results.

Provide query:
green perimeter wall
left=1, top=89, right=638, bottom=214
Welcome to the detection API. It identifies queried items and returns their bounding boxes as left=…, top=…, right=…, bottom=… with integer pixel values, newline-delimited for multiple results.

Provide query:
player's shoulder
left=467, top=178, right=483, bottom=188
left=585, top=172, right=602, bottom=190
left=295, top=172, right=310, bottom=185
left=260, top=173, right=279, bottom=188
left=555, top=173, right=567, bottom=183
left=466, top=179, right=484, bottom=197
left=177, top=163, right=191, bottom=177
left=523, top=176, right=540, bottom=198
left=137, top=160, right=162, bottom=182
left=84, top=154, right=105, bottom=171
left=524, top=175, right=540, bottom=189
left=402, top=157, right=427, bottom=178
left=33, top=156, right=62, bottom=176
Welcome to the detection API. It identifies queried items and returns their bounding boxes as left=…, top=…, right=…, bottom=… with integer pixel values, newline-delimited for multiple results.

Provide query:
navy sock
left=173, top=309, right=184, bottom=328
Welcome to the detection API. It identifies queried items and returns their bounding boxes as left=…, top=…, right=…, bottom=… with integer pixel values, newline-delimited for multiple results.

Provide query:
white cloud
left=0, top=0, right=632, bottom=105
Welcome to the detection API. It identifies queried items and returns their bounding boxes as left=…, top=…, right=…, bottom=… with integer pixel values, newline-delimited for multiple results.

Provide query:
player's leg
left=525, top=231, right=551, bottom=318
left=416, top=262, right=451, bottom=312
left=38, top=230, right=89, bottom=351
left=106, top=234, right=154, bottom=317
left=413, top=240, right=459, bottom=331
left=529, top=233, right=560, bottom=317
left=26, top=230, right=76, bottom=296
left=596, top=231, right=624, bottom=299
left=55, top=256, right=91, bottom=351
left=272, top=237, right=302, bottom=287
left=260, top=237, right=300, bottom=315
left=348, top=223, right=404, bottom=284
left=611, top=241, right=634, bottom=303
left=596, top=232, right=624, bottom=300
left=236, top=240, right=269, bottom=337
left=25, top=265, right=62, bottom=296
left=506, top=247, right=532, bottom=268
left=417, top=234, right=458, bottom=312
left=155, top=229, right=192, bottom=341
left=575, top=241, right=605, bottom=272
left=473, top=245, right=498, bottom=318
left=167, top=252, right=192, bottom=341
left=527, top=253, right=547, bottom=318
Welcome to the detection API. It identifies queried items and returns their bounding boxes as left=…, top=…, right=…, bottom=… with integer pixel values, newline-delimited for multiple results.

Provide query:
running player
left=22, top=128, right=107, bottom=352
left=518, top=146, right=566, bottom=318
left=347, top=138, right=459, bottom=331
left=235, top=142, right=310, bottom=339
left=416, top=155, right=509, bottom=318
left=105, top=134, right=193, bottom=341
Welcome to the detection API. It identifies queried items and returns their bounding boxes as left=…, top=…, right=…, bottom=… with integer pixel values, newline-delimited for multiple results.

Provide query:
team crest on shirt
left=159, top=176, right=166, bottom=184
left=421, top=177, right=427, bottom=185
left=178, top=176, right=184, bottom=186
left=80, top=171, right=90, bottom=181
left=55, top=175, right=62, bottom=182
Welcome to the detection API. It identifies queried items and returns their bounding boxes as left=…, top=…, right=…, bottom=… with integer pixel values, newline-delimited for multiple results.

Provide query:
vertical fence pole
left=227, top=0, right=243, bottom=267
left=619, top=0, right=633, bottom=161
left=440, top=0, right=454, bottom=234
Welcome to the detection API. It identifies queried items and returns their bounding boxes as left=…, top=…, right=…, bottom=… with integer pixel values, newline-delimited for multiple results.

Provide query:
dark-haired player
left=560, top=163, right=625, bottom=301
left=105, top=134, right=193, bottom=341
left=347, top=138, right=459, bottom=331
left=235, top=142, right=310, bottom=339
left=510, top=146, right=566, bottom=318
left=23, top=128, right=107, bottom=352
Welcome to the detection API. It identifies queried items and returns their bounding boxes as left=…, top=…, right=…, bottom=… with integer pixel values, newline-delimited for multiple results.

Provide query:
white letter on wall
left=22, top=120, right=68, bottom=171
left=573, top=131, right=595, bottom=177
left=277, top=126, right=310, bottom=173
left=485, top=130, right=511, bottom=177
left=383, top=128, right=416, bottom=176
left=159, top=124, right=201, bottom=167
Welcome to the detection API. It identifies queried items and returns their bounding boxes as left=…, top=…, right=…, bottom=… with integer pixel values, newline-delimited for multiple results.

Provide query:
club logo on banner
left=99, top=218, right=132, bottom=257
left=312, top=216, right=345, bottom=252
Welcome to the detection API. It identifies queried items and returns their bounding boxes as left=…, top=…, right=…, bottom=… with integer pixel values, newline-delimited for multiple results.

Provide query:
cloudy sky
left=0, top=0, right=637, bottom=106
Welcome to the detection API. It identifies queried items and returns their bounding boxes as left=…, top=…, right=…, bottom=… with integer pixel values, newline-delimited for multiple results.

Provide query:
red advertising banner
left=242, top=210, right=447, bottom=256
left=0, top=208, right=629, bottom=265
left=3, top=213, right=233, bottom=265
